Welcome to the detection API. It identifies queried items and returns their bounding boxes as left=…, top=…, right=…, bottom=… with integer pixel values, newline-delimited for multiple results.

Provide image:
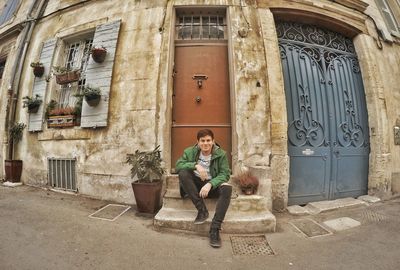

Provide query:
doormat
left=230, top=235, right=275, bottom=256
left=289, top=218, right=332, bottom=238
left=89, top=204, right=131, bottom=221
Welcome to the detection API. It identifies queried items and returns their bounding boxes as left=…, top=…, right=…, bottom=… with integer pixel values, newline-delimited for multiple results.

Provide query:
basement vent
left=48, top=158, right=77, bottom=191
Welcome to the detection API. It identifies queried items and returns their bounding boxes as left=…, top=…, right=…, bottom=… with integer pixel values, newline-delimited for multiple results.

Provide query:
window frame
left=376, top=0, right=400, bottom=37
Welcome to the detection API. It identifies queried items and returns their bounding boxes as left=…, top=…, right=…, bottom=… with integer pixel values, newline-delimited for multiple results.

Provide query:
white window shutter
left=80, top=20, right=121, bottom=128
left=28, top=39, right=57, bottom=132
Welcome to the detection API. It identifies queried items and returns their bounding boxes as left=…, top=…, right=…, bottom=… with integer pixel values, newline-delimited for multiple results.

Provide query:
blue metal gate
left=277, top=22, right=370, bottom=205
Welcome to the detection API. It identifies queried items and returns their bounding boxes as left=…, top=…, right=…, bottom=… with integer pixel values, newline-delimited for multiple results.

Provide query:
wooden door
left=172, top=44, right=231, bottom=169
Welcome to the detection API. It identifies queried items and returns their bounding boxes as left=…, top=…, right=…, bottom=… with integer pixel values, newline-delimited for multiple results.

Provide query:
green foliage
left=45, top=99, right=57, bottom=117
left=81, top=86, right=101, bottom=99
left=126, top=145, right=165, bottom=182
left=8, top=122, right=26, bottom=144
left=52, top=66, right=79, bottom=75
left=22, top=94, right=42, bottom=110
left=30, top=62, right=43, bottom=68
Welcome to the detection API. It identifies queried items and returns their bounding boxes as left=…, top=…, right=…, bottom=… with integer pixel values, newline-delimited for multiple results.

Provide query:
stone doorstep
left=154, top=207, right=276, bottom=234
left=163, top=189, right=269, bottom=212
left=287, top=197, right=369, bottom=216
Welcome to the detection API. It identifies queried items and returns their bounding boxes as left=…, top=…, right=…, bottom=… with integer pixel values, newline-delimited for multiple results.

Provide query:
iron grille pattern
left=48, top=158, right=77, bottom=191
left=175, top=14, right=226, bottom=40
left=278, top=22, right=369, bottom=149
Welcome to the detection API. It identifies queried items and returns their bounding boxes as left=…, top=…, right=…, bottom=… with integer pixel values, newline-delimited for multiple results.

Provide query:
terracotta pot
left=241, top=186, right=256, bottom=195
left=85, top=95, right=101, bottom=107
left=4, top=160, right=23, bottom=183
left=131, top=180, right=162, bottom=214
left=55, top=70, right=80, bottom=85
left=33, top=66, right=44, bottom=77
left=91, top=48, right=107, bottom=63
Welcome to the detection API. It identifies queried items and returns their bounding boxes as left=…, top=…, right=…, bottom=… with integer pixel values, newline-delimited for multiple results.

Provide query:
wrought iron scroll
left=337, top=90, right=364, bottom=147
left=276, top=22, right=355, bottom=54
left=288, top=84, right=325, bottom=147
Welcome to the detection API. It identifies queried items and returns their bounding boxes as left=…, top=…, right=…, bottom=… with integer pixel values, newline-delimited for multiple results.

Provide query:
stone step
left=166, top=174, right=237, bottom=190
left=154, top=207, right=276, bottom=234
left=163, top=189, right=269, bottom=212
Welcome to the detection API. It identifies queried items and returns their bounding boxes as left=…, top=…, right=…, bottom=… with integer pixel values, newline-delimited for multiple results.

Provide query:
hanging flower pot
left=91, top=46, right=107, bottom=63
left=82, top=86, right=102, bottom=107
left=55, top=70, right=80, bottom=85
left=30, top=62, right=44, bottom=77
left=85, top=95, right=101, bottom=107
left=23, top=94, right=42, bottom=114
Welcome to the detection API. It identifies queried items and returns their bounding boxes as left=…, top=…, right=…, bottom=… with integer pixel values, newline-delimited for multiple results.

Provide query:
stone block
left=322, top=217, right=361, bottom=231
left=357, top=195, right=381, bottom=203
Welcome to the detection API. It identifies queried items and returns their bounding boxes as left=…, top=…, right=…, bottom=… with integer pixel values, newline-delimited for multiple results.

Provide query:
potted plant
left=91, top=46, right=107, bottom=63
left=232, top=170, right=259, bottom=195
left=22, top=94, right=42, bottom=113
left=53, top=66, right=80, bottom=85
left=47, top=102, right=77, bottom=128
left=126, top=145, right=165, bottom=214
left=4, top=122, right=26, bottom=183
left=82, top=86, right=101, bottom=107
left=30, top=62, right=44, bottom=77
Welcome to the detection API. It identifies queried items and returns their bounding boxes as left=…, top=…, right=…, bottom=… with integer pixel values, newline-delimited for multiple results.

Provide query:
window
left=0, top=0, right=20, bottom=26
left=376, top=0, right=400, bottom=36
left=175, top=13, right=226, bottom=40
left=58, top=37, right=93, bottom=109
left=0, top=59, right=6, bottom=79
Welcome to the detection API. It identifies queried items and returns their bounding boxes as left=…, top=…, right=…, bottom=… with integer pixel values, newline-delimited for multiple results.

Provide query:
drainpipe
left=5, top=0, right=48, bottom=160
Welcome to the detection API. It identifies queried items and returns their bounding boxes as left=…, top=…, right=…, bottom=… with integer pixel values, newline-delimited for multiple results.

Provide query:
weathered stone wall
left=0, top=0, right=399, bottom=206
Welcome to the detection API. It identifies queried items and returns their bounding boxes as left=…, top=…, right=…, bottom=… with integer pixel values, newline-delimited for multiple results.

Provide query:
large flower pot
left=131, top=180, right=162, bottom=214
left=4, top=160, right=23, bottom=183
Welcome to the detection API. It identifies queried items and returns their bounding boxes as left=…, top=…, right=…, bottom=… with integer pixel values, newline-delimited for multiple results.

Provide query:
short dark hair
left=197, top=129, right=214, bottom=140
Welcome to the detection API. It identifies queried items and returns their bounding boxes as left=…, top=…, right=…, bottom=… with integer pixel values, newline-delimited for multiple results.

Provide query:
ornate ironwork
left=337, top=90, right=365, bottom=147
left=288, top=84, right=325, bottom=147
left=276, top=21, right=355, bottom=54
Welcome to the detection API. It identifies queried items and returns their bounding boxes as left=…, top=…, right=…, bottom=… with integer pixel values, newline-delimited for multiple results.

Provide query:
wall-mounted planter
left=28, top=104, right=40, bottom=113
left=55, top=70, right=80, bottom=85
left=85, top=95, right=101, bottom=107
left=47, top=115, right=76, bottom=128
left=33, top=66, right=45, bottom=77
left=91, top=47, right=107, bottom=63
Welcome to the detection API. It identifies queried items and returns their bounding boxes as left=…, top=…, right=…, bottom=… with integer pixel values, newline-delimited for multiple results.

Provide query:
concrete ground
left=1, top=185, right=399, bottom=270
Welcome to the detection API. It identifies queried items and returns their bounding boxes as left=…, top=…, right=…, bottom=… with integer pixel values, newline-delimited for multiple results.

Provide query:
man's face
left=197, top=135, right=214, bottom=155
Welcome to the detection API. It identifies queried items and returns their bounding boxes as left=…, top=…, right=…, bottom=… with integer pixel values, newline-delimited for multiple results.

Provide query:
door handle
left=195, top=96, right=201, bottom=103
left=333, top=150, right=340, bottom=158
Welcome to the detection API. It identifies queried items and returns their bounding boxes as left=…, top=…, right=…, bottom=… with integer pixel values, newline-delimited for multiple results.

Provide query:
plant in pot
left=126, top=145, right=165, bottom=214
left=22, top=94, right=42, bottom=113
left=4, top=122, right=26, bottom=183
left=232, top=170, right=259, bottom=195
left=30, top=62, right=44, bottom=77
left=91, top=46, right=107, bottom=63
left=81, top=86, right=101, bottom=107
left=46, top=100, right=77, bottom=128
left=53, top=66, right=80, bottom=85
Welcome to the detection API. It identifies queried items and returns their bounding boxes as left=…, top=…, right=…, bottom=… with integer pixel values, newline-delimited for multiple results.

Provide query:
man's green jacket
left=175, top=144, right=231, bottom=189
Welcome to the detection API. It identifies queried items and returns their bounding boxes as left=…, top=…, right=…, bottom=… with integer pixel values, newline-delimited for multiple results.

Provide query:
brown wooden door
left=172, top=44, right=231, bottom=169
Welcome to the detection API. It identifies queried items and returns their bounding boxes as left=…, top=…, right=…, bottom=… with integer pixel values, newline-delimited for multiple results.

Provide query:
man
left=176, top=129, right=232, bottom=248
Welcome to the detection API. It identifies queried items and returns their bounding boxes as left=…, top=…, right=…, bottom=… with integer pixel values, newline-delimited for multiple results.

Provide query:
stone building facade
left=0, top=0, right=399, bottom=213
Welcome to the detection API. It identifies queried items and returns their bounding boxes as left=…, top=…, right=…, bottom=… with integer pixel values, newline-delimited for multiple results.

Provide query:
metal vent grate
left=48, top=158, right=77, bottom=191
left=230, top=235, right=275, bottom=256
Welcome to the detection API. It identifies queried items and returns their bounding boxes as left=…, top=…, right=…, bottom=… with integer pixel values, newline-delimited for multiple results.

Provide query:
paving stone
left=306, top=197, right=367, bottom=213
left=323, top=217, right=361, bottom=231
left=357, top=195, right=381, bottom=203
left=287, top=205, right=310, bottom=216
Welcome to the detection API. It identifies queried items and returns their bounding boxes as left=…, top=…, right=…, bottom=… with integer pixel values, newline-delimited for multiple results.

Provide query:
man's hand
left=195, top=164, right=208, bottom=181
left=199, top=183, right=212, bottom=198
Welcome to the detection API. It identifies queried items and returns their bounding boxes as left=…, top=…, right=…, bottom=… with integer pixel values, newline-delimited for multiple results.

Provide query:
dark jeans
left=179, top=170, right=232, bottom=230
